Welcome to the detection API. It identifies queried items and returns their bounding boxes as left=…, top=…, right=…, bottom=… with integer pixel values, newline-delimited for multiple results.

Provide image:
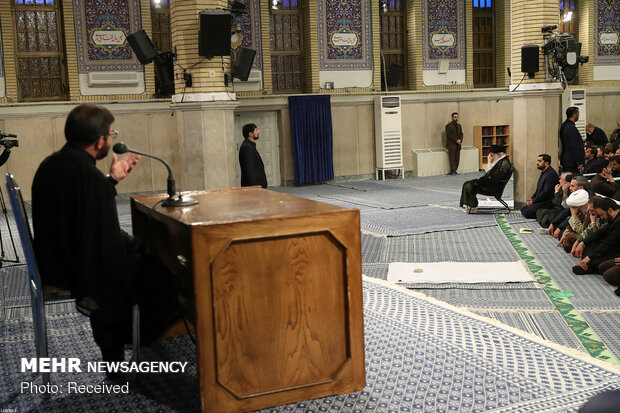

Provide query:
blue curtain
left=288, top=95, right=334, bottom=185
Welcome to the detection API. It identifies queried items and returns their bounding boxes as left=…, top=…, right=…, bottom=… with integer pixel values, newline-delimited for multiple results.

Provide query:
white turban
left=566, top=189, right=589, bottom=207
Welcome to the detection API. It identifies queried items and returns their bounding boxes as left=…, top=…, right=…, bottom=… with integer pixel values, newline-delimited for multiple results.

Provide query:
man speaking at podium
left=32, top=104, right=181, bottom=362
left=460, top=145, right=513, bottom=213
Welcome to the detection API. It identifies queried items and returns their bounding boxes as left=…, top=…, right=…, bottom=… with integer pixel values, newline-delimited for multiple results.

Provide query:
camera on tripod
left=0, top=132, right=19, bottom=149
left=541, top=25, right=588, bottom=85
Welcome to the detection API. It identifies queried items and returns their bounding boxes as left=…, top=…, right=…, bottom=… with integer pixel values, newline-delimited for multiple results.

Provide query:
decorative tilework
left=594, top=0, right=620, bottom=65
left=318, top=0, right=372, bottom=70
left=230, top=0, right=262, bottom=69
left=73, top=0, right=143, bottom=73
left=422, top=0, right=465, bottom=70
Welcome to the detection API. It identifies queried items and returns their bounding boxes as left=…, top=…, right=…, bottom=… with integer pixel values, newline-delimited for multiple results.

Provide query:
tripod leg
left=0, top=186, right=20, bottom=262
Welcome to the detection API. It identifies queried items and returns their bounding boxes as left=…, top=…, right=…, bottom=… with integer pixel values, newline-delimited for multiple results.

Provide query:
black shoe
left=615, top=287, right=620, bottom=297
left=572, top=266, right=588, bottom=275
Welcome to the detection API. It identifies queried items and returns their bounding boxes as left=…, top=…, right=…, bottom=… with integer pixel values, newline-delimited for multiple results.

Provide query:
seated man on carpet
left=556, top=189, right=589, bottom=252
left=459, top=144, right=512, bottom=213
left=537, top=172, right=571, bottom=227
left=32, top=103, right=183, bottom=362
left=589, top=155, right=619, bottom=198
left=582, top=147, right=604, bottom=175
left=547, top=175, right=592, bottom=239
left=599, top=258, right=620, bottom=296
left=570, top=195, right=606, bottom=256
left=521, top=154, right=559, bottom=219
left=572, top=198, right=620, bottom=278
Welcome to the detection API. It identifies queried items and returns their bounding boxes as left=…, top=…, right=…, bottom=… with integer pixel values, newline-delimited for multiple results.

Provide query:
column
left=169, top=0, right=240, bottom=190
left=509, top=0, right=563, bottom=205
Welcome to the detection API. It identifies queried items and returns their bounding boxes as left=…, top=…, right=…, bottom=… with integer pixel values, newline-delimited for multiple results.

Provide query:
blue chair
left=5, top=174, right=140, bottom=387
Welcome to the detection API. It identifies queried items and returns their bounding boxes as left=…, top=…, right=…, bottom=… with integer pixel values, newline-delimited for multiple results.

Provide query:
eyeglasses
left=109, top=130, right=118, bottom=140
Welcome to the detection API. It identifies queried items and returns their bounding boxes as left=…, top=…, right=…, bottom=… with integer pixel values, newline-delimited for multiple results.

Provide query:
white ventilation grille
left=562, top=88, right=587, bottom=138
left=374, top=96, right=403, bottom=169
left=87, top=72, right=141, bottom=87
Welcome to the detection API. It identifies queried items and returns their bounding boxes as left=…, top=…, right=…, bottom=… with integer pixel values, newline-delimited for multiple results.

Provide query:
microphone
left=0, top=131, right=17, bottom=138
left=113, top=142, right=198, bottom=207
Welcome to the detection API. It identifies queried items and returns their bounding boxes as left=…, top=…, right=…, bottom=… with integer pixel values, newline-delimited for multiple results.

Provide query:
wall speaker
left=521, top=44, right=539, bottom=76
left=199, top=10, right=231, bottom=58
left=127, top=30, right=158, bottom=65
left=386, top=63, right=403, bottom=87
left=232, top=47, right=257, bottom=81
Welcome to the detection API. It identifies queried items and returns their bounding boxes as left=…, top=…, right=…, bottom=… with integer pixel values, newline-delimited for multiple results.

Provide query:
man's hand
left=526, top=198, right=533, bottom=207
left=553, top=228, right=561, bottom=238
left=615, top=257, right=620, bottom=266
left=557, top=235, right=566, bottom=247
left=555, top=183, right=561, bottom=192
left=575, top=256, right=590, bottom=271
left=547, top=224, right=555, bottom=236
left=110, top=153, right=140, bottom=182
left=572, top=242, right=585, bottom=258
left=578, top=164, right=583, bottom=171
left=456, top=139, right=462, bottom=145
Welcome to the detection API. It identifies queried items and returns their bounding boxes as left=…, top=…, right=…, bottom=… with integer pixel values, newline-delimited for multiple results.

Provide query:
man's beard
left=96, top=142, right=110, bottom=160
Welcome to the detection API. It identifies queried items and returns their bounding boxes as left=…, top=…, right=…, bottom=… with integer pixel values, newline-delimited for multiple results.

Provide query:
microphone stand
left=114, top=143, right=198, bottom=207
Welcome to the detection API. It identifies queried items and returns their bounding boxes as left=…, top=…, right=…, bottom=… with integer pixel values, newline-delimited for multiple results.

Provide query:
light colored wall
left=2, top=88, right=619, bottom=202
left=0, top=102, right=185, bottom=200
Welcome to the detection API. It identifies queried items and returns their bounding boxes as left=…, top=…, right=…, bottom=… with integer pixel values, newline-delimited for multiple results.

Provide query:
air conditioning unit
left=374, top=96, right=403, bottom=169
left=233, top=69, right=261, bottom=84
left=562, top=88, right=586, bottom=139
left=87, top=72, right=141, bottom=87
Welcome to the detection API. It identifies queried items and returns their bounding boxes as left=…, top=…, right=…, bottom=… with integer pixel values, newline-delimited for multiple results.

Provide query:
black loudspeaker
left=232, top=47, right=257, bottom=81
left=199, top=10, right=231, bottom=58
left=521, top=44, right=539, bottom=75
left=386, top=63, right=403, bottom=87
left=127, top=30, right=158, bottom=65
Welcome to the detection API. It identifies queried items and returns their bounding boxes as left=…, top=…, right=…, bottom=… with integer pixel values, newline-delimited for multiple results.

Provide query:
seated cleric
left=460, top=144, right=513, bottom=213
left=32, top=104, right=182, bottom=362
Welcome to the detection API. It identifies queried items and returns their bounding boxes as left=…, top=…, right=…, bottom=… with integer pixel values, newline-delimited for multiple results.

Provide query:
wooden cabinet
left=131, top=187, right=366, bottom=412
left=473, top=125, right=511, bottom=169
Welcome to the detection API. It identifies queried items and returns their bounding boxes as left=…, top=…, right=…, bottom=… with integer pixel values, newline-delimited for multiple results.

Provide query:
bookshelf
left=473, top=125, right=511, bottom=170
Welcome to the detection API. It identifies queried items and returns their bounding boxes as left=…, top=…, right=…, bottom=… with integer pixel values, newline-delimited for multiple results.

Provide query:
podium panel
left=131, top=187, right=365, bottom=412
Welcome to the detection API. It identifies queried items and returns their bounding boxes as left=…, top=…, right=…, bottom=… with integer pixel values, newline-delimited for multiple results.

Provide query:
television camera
left=0, top=131, right=19, bottom=149
left=0, top=131, right=20, bottom=266
left=541, top=25, right=589, bottom=86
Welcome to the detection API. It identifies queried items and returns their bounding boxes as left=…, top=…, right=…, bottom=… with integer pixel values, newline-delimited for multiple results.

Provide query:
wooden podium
left=131, top=187, right=366, bottom=412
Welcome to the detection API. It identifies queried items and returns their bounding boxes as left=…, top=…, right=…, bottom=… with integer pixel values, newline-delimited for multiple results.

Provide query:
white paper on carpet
left=477, top=197, right=514, bottom=208
left=387, top=261, right=534, bottom=284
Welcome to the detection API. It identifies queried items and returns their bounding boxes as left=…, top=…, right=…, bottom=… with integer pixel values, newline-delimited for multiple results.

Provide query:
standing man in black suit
left=239, top=123, right=268, bottom=188
left=445, top=112, right=463, bottom=175
left=521, top=154, right=559, bottom=219
left=559, top=106, right=584, bottom=173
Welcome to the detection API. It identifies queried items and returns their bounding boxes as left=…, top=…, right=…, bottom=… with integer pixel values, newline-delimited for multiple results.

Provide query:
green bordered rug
left=495, top=214, right=619, bottom=365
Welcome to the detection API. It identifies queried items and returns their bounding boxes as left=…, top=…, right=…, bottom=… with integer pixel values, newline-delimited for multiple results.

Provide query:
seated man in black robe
left=460, top=145, right=513, bottom=213
left=32, top=104, right=181, bottom=362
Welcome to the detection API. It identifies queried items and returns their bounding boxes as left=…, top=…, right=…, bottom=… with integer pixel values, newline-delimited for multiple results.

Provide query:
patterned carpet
left=3, top=279, right=620, bottom=413
left=3, top=174, right=620, bottom=411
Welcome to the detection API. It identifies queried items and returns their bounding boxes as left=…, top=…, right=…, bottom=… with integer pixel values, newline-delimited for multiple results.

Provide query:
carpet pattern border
left=495, top=214, right=618, bottom=365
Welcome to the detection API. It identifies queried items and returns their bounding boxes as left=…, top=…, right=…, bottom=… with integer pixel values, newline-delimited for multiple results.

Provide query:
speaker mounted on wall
left=521, top=44, right=539, bottom=78
left=199, top=9, right=232, bottom=59
left=127, top=30, right=158, bottom=65
left=232, top=47, right=257, bottom=81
